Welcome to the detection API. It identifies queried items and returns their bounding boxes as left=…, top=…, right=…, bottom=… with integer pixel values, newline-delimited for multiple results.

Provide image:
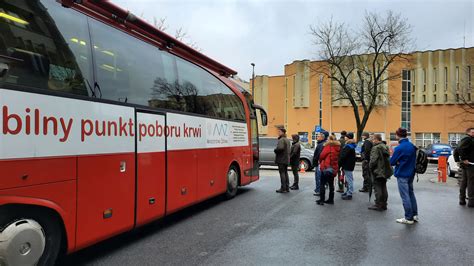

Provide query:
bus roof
left=61, top=0, right=237, bottom=77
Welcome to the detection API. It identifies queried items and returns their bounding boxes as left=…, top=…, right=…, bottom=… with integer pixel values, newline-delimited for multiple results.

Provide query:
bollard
left=438, top=156, right=447, bottom=183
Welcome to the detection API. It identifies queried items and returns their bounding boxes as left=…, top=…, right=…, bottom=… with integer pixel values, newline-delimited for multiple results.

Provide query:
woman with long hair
left=317, top=135, right=341, bottom=205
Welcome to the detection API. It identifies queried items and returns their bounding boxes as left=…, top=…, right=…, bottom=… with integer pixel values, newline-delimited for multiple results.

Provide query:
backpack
left=415, top=148, right=429, bottom=175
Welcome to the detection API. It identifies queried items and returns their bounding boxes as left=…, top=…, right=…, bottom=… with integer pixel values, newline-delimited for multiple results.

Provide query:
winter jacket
left=319, top=140, right=341, bottom=177
left=369, top=142, right=393, bottom=179
left=390, top=138, right=416, bottom=178
left=361, top=139, right=373, bottom=161
left=312, top=140, right=326, bottom=166
left=338, top=139, right=356, bottom=171
left=339, top=137, right=346, bottom=148
left=457, top=135, right=474, bottom=165
left=274, top=135, right=291, bottom=165
left=290, top=141, right=301, bottom=166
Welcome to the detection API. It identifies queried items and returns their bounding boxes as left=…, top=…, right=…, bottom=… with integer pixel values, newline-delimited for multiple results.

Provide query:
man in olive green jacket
left=368, top=134, right=393, bottom=211
left=274, top=127, right=291, bottom=193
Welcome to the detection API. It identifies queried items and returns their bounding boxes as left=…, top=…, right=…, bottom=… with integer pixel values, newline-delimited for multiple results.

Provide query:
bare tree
left=455, top=61, right=474, bottom=123
left=311, top=11, right=413, bottom=140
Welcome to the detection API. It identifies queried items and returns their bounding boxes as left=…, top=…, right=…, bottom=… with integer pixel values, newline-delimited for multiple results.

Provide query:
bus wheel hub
left=0, top=219, right=45, bottom=266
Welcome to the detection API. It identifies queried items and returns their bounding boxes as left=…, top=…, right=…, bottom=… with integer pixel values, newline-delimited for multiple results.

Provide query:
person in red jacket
left=317, top=135, right=341, bottom=205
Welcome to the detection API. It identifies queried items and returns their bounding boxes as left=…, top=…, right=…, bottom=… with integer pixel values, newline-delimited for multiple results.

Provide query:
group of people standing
left=273, top=125, right=467, bottom=225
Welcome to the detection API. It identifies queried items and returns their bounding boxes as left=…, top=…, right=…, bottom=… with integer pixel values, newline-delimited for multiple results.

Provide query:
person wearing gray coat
left=274, top=127, right=291, bottom=193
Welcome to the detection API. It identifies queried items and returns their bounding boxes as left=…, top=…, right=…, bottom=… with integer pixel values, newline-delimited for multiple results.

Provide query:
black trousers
left=362, top=160, right=371, bottom=190
left=278, top=164, right=289, bottom=190
left=373, top=178, right=388, bottom=208
left=291, top=163, right=299, bottom=185
left=320, top=171, right=335, bottom=202
left=461, top=166, right=474, bottom=205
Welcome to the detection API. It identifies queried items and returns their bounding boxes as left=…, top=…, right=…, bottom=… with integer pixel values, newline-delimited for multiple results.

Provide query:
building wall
left=253, top=47, right=474, bottom=147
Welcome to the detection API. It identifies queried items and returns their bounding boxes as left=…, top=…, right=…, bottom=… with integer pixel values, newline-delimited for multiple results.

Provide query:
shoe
left=290, top=185, right=299, bottom=190
left=359, top=188, right=369, bottom=193
left=459, top=201, right=466, bottom=206
left=316, top=200, right=324, bottom=205
left=468, top=203, right=474, bottom=208
left=396, top=218, right=414, bottom=225
left=276, top=189, right=287, bottom=193
left=324, top=200, right=334, bottom=204
left=341, top=195, right=352, bottom=200
left=368, top=205, right=383, bottom=211
left=313, top=192, right=320, bottom=196
left=413, top=215, right=419, bottom=222
left=336, top=189, right=344, bottom=193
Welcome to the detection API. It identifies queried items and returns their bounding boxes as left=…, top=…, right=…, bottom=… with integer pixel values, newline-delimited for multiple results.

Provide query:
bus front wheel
left=0, top=207, right=62, bottom=266
left=225, top=165, right=239, bottom=199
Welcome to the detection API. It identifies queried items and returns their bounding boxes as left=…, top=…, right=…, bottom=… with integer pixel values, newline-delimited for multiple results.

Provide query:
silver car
left=258, top=137, right=315, bottom=171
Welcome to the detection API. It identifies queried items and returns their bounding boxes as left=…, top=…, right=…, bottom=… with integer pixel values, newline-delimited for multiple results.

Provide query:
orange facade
left=253, top=47, right=474, bottom=146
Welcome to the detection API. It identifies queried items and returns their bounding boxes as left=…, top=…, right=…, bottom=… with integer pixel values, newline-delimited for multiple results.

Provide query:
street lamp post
left=251, top=63, right=255, bottom=97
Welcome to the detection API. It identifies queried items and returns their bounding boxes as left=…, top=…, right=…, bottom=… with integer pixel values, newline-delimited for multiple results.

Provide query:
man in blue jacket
left=390, top=127, right=418, bottom=225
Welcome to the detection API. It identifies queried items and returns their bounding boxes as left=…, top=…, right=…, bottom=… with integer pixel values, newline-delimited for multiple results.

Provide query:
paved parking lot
left=60, top=164, right=473, bottom=265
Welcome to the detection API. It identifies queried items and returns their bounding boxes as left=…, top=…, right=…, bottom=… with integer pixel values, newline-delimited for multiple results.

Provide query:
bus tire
left=225, top=165, right=239, bottom=199
left=0, top=206, right=62, bottom=266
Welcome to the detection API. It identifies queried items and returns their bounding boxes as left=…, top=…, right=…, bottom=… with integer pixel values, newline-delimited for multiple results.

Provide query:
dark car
left=258, top=137, right=315, bottom=171
left=424, top=143, right=452, bottom=161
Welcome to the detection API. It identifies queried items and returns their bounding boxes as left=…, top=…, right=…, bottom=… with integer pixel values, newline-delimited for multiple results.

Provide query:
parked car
left=258, top=137, right=315, bottom=171
left=447, top=154, right=460, bottom=178
left=355, top=141, right=363, bottom=161
left=424, top=143, right=453, bottom=161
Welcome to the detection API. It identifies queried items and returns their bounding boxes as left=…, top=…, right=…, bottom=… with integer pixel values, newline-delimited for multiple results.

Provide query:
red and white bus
left=0, top=1, right=267, bottom=265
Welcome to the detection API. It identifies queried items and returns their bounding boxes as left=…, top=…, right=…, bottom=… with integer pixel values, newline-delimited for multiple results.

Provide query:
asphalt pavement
left=60, top=164, right=473, bottom=265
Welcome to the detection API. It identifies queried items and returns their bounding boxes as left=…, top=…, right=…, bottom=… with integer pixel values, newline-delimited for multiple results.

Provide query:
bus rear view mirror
left=252, top=104, right=268, bottom=126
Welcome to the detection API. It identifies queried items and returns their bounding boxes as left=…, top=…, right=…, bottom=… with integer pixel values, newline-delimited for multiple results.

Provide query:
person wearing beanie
left=390, top=127, right=418, bottom=224
left=274, top=127, right=291, bottom=193
left=289, top=134, right=301, bottom=190
left=368, top=134, right=393, bottom=211
left=312, top=130, right=329, bottom=196
left=317, top=135, right=341, bottom=205
left=339, top=132, right=357, bottom=200
left=359, top=131, right=373, bottom=192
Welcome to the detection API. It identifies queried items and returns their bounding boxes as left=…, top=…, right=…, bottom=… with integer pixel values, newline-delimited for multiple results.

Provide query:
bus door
left=135, top=110, right=167, bottom=226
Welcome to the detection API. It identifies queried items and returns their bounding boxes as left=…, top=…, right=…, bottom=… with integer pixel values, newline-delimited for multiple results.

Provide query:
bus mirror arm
left=252, top=104, right=268, bottom=126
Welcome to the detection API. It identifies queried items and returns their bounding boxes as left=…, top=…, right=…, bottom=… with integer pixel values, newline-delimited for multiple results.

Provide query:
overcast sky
left=113, top=0, right=473, bottom=80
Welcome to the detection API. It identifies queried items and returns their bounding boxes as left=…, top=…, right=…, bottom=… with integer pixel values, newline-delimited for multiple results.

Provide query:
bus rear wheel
left=225, top=165, right=239, bottom=199
left=0, top=207, right=62, bottom=266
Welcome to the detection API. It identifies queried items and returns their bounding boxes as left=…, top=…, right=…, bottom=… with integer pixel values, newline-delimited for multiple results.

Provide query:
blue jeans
left=344, top=170, right=354, bottom=196
left=397, top=177, right=418, bottom=220
left=314, top=166, right=321, bottom=193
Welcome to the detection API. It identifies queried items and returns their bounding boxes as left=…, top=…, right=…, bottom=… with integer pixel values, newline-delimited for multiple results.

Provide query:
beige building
left=253, top=47, right=474, bottom=147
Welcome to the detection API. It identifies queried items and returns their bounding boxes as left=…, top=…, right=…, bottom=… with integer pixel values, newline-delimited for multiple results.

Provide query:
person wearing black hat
left=359, top=132, right=373, bottom=192
left=336, top=130, right=348, bottom=193
left=274, top=127, right=291, bottom=193
left=339, top=132, right=357, bottom=200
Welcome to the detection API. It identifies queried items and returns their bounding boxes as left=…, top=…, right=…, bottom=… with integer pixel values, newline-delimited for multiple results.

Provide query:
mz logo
left=213, top=123, right=229, bottom=136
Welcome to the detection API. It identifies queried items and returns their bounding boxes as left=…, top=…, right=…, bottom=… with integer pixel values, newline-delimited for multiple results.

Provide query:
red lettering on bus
left=81, top=119, right=93, bottom=142
left=119, top=117, right=128, bottom=137
left=59, top=118, right=73, bottom=142
left=2, top=106, right=22, bottom=135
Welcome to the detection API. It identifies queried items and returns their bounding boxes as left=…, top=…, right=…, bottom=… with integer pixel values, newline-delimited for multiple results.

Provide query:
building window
left=444, top=94, right=448, bottom=102
left=444, top=67, right=448, bottom=91
left=423, top=69, right=426, bottom=91
left=456, top=94, right=460, bottom=102
left=401, top=70, right=411, bottom=132
left=456, top=66, right=460, bottom=90
left=412, top=70, right=416, bottom=92
left=469, top=93, right=472, bottom=102
left=433, top=94, right=437, bottom=102
left=469, top=65, right=472, bottom=87
left=433, top=67, right=437, bottom=91
left=422, top=95, right=426, bottom=103
left=448, top=133, right=464, bottom=147
left=415, top=133, right=441, bottom=148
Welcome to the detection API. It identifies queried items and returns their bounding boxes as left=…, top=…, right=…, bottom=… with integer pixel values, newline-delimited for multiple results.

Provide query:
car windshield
left=433, top=144, right=450, bottom=149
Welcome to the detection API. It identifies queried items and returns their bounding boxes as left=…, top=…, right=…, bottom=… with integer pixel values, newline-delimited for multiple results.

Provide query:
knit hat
left=362, top=132, right=370, bottom=138
left=346, top=132, right=354, bottom=139
left=321, top=130, right=329, bottom=139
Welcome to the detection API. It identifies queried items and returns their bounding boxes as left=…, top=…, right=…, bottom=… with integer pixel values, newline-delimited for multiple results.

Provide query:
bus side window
left=0, top=0, right=91, bottom=96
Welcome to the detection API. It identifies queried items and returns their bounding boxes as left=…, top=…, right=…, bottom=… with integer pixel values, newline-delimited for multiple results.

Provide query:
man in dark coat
left=368, top=134, right=393, bottom=211
left=457, top=127, right=474, bottom=207
left=339, top=132, right=356, bottom=200
left=336, top=130, right=348, bottom=192
left=274, top=127, right=291, bottom=193
left=290, top=134, right=302, bottom=190
left=359, top=132, right=373, bottom=192
left=313, top=130, right=329, bottom=196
